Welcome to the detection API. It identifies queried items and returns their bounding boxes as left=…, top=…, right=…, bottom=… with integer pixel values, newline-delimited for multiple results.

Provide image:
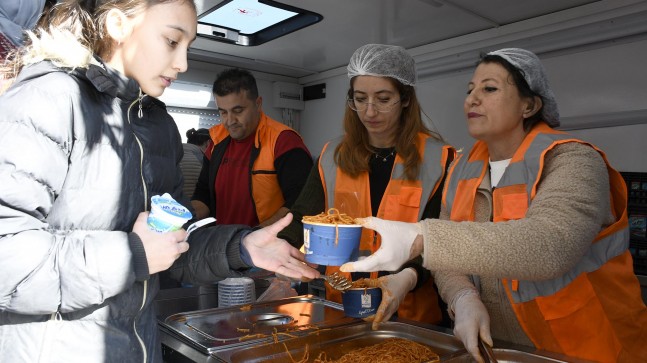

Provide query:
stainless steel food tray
left=160, top=295, right=357, bottom=354
left=214, top=321, right=467, bottom=362
left=444, top=348, right=590, bottom=363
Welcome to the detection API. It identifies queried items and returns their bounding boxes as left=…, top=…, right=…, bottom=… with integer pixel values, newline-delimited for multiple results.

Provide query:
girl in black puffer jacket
left=0, top=1, right=317, bottom=362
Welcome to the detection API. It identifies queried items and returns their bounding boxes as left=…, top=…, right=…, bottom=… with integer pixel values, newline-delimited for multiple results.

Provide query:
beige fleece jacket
left=424, top=142, right=616, bottom=346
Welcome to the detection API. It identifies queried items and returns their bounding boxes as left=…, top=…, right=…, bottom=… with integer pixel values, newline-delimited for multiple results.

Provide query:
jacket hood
left=17, top=28, right=140, bottom=102
left=23, top=27, right=94, bottom=70
left=16, top=57, right=140, bottom=103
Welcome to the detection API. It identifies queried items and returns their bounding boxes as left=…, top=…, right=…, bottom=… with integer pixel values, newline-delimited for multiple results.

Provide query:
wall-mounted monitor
left=197, top=0, right=323, bottom=46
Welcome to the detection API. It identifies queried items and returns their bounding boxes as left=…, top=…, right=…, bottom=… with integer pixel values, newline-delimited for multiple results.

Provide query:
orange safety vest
left=319, top=133, right=454, bottom=324
left=209, top=112, right=294, bottom=223
left=443, top=122, right=647, bottom=362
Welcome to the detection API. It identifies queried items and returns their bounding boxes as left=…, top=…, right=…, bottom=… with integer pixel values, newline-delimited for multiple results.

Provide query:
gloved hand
left=365, top=268, right=417, bottom=330
left=340, top=217, right=422, bottom=272
left=451, top=289, right=493, bottom=363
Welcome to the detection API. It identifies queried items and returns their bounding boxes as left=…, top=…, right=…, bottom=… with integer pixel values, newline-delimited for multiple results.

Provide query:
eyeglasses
left=347, top=98, right=401, bottom=113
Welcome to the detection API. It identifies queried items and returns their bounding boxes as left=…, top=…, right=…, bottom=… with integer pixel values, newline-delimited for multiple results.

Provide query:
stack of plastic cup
left=218, top=277, right=255, bottom=307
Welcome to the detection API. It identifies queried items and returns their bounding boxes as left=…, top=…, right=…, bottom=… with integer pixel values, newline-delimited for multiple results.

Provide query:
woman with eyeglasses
left=278, top=43, right=456, bottom=329
left=340, top=48, right=647, bottom=362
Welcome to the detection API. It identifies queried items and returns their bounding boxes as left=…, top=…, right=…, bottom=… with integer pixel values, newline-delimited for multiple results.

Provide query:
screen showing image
left=199, top=0, right=298, bottom=34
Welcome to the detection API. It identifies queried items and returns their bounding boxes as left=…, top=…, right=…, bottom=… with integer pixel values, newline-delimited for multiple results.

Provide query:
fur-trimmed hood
left=22, top=27, right=96, bottom=70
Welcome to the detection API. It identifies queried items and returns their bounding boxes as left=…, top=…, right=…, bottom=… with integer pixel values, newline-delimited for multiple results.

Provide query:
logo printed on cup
left=147, top=193, right=192, bottom=233
left=361, top=293, right=372, bottom=308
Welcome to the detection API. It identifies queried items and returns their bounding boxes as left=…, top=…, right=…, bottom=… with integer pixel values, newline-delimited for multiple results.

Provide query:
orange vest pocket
left=495, top=192, right=528, bottom=221
left=533, top=275, right=621, bottom=361
left=251, top=173, right=283, bottom=222
left=380, top=187, right=422, bottom=222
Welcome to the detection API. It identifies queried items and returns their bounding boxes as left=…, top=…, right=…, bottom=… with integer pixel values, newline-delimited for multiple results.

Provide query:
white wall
left=296, top=76, right=349, bottom=158
left=298, top=39, right=647, bottom=172
left=175, top=60, right=299, bottom=123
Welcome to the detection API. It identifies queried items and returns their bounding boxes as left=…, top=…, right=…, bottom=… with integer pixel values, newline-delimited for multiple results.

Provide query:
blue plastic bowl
left=341, top=286, right=382, bottom=318
left=302, top=221, right=362, bottom=266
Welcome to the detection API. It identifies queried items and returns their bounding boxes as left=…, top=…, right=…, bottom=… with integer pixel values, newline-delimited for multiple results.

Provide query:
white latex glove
left=365, top=268, right=417, bottom=330
left=242, top=213, right=319, bottom=280
left=132, top=212, right=189, bottom=275
left=451, top=289, right=493, bottom=363
left=340, top=217, right=421, bottom=272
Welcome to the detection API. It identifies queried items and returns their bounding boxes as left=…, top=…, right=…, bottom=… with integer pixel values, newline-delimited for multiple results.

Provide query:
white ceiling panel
left=188, top=0, right=645, bottom=79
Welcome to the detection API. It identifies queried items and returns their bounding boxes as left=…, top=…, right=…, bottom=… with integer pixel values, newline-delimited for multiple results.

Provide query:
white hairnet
left=347, top=44, right=416, bottom=86
left=487, top=48, right=560, bottom=127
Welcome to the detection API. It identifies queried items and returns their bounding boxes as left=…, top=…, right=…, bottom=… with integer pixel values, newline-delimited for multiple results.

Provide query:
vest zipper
left=127, top=90, right=149, bottom=363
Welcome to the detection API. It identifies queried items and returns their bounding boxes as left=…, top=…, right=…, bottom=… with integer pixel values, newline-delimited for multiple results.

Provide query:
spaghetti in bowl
left=302, top=209, right=362, bottom=266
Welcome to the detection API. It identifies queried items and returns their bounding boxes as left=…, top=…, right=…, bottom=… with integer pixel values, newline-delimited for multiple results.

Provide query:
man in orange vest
left=341, top=48, right=647, bottom=362
left=191, top=68, right=312, bottom=227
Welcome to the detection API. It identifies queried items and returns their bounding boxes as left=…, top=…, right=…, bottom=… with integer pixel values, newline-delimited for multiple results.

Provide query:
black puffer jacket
left=0, top=59, right=251, bottom=362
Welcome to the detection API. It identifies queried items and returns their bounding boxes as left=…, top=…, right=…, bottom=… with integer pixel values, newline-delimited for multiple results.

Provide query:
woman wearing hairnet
left=279, top=44, right=456, bottom=329
left=340, top=48, right=647, bottom=362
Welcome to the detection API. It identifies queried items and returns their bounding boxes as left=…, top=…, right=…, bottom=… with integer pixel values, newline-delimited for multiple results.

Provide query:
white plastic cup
left=218, top=277, right=255, bottom=307
left=147, top=193, right=192, bottom=233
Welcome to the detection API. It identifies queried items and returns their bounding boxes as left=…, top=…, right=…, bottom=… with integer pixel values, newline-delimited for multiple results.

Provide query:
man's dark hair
left=212, top=68, right=259, bottom=100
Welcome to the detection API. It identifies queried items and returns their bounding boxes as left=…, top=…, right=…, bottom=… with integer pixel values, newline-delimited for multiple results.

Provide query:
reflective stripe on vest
left=443, top=122, right=647, bottom=361
left=511, top=228, right=629, bottom=302
left=321, top=135, right=446, bottom=222
left=443, top=153, right=485, bottom=216
left=495, top=129, right=631, bottom=302
left=318, top=133, right=453, bottom=324
left=445, top=124, right=630, bottom=302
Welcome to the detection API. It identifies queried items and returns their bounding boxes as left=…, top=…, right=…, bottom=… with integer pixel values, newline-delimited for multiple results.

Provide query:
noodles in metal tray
left=289, top=337, right=440, bottom=363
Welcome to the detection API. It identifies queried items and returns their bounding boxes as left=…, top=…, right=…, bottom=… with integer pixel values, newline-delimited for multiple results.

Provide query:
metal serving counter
left=157, top=295, right=587, bottom=363
left=215, top=320, right=465, bottom=362
left=160, top=296, right=356, bottom=355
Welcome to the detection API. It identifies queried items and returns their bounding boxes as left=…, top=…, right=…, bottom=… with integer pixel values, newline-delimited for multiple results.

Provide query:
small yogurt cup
left=147, top=193, right=192, bottom=233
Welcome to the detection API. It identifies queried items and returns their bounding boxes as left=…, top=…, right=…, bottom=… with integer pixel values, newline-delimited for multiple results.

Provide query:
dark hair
left=478, top=54, right=543, bottom=131
left=186, top=128, right=210, bottom=146
left=212, top=68, right=259, bottom=100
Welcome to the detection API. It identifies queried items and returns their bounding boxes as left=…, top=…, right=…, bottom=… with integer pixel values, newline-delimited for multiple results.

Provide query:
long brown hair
left=334, top=77, right=443, bottom=180
left=1, top=0, right=196, bottom=79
